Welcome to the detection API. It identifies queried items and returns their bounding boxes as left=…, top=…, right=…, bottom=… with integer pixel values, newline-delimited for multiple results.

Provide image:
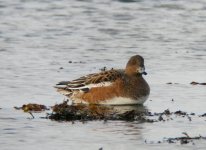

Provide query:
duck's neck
left=136, top=73, right=142, bottom=77
left=125, top=70, right=142, bottom=78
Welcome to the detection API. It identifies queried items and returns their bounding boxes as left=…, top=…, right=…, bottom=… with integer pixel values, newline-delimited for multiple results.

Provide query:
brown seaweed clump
left=165, top=133, right=206, bottom=144
left=49, top=101, right=112, bottom=121
left=14, top=103, right=48, bottom=112
left=145, top=132, right=206, bottom=145
left=48, top=101, right=155, bottom=122
left=190, top=81, right=206, bottom=85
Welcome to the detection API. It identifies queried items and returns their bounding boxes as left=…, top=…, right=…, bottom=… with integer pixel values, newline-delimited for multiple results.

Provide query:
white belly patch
left=72, top=95, right=149, bottom=106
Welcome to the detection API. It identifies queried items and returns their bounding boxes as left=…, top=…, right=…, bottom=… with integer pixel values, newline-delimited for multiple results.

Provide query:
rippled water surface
left=0, top=0, right=206, bottom=149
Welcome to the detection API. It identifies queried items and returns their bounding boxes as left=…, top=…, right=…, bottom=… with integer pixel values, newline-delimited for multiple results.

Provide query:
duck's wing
left=55, top=69, right=124, bottom=98
left=56, top=69, right=124, bottom=90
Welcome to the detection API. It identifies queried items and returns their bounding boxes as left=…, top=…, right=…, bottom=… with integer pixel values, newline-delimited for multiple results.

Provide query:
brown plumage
left=55, top=55, right=150, bottom=105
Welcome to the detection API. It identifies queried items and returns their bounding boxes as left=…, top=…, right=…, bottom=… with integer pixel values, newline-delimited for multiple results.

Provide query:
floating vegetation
left=166, top=82, right=179, bottom=84
left=165, top=81, right=206, bottom=85
left=14, top=103, right=48, bottom=112
left=199, top=113, right=206, bottom=117
left=68, top=61, right=85, bottom=64
left=164, top=133, right=206, bottom=145
left=99, top=66, right=107, bottom=71
left=14, top=101, right=206, bottom=124
left=190, top=81, right=206, bottom=85
left=48, top=101, right=155, bottom=122
left=13, top=101, right=206, bottom=144
left=145, top=133, right=206, bottom=145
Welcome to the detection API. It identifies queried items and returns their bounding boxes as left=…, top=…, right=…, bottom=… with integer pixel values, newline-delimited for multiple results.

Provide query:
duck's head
left=125, top=55, right=147, bottom=76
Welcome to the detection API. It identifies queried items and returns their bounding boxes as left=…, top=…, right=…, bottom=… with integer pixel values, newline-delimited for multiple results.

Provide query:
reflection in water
left=91, top=106, right=147, bottom=143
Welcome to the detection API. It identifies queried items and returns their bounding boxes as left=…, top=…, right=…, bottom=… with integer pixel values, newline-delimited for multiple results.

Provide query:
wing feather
left=56, top=69, right=124, bottom=89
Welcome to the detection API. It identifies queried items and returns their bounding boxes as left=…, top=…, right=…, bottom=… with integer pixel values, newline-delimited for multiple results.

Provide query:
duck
left=55, top=55, right=150, bottom=105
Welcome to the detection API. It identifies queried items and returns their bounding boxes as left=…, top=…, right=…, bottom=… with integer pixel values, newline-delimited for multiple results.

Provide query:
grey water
left=0, top=0, right=206, bottom=149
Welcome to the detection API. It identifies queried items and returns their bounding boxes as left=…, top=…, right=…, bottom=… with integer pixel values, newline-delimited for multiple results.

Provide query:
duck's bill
left=138, top=67, right=147, bottom=75
left=142, top=72, right=147, bottom=75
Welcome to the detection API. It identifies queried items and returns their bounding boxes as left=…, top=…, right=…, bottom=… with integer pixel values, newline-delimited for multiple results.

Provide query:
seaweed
left=14, top=102, right=206, bottom=124
left=164, top=133, right=206, bottom=145
left=13, top=101, right=206, bottom=145
left=199, top=113, right=206, bottom=117
left=145, top=133, right=206, bottom=145
left=14, top=103, right=48, bottom=112
left=190, top=81, right=206, bottom=85
left=68, top=61, right=85, bottom=64
left=48, top=101, right=156, bottom=122
left=49, top=101, right=112, bottom=121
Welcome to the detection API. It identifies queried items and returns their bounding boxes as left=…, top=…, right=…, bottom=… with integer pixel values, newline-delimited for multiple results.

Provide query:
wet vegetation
left=12, top=99, right=206, bottom=145
left=13, top=101, right=206, bottom=123
left=190, top=81, right=206, bottom=85
left=166, top=81, right=206, bottom=85
left=145, top=133, right=206, bottom=145
left=48, top=101, right=154, bottom=122
left=165, top=134, right=206, bottom=145
left=68, top=61, right=85, bottom=64
left=14, top=103, right=48, bottom=112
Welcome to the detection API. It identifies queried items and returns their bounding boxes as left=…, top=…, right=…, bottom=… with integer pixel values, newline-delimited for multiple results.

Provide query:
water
left=0, top=0, right=206, bottom=149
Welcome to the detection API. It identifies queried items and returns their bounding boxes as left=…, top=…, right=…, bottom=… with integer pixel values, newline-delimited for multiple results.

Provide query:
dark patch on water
left=190, top=81, right=206, bottom=85
left=3, top=128, right=16, bottom=131
left=117, top=0, right=141, bottom=3
left=68, top=61, right=86, bottom=64
left=0, top=117, right=17, bottom=120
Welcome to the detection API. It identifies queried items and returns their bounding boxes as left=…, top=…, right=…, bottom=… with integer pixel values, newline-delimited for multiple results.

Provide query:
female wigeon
left=55, top=55, right=150, bottom=105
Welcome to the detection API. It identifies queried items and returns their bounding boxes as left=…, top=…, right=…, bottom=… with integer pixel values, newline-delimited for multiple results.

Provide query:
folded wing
left=55, top=69, right=124, bottom=96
